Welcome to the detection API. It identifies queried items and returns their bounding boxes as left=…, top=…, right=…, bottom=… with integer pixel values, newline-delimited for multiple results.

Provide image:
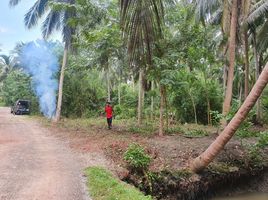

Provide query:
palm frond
left=42, top=10, right=62, bottom=39
left=208, top=7, right=222, bottom=25
left=62, top=7, right=76, bottom=50
left=257, top=20, right=268, bottom=53
left=9, top=0, right=22, bottom=7
left=24, top=0, right=49, bottom=29
left=247, top=1, right=268, bottom=25
left=0, top=55, right=11, bottom=66
left=193, top=0, right=222, bottom=23
left=120, top=0, right=165, bottom=65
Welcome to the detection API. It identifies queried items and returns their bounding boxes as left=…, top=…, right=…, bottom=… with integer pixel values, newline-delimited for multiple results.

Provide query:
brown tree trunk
left=189, top=92, right=197, bottom=124
left=106, top=62, right=111, bottom=102
left=223, top=64, right=227, bottom=96
left=159, top=85, right=165, bottom=137
left=243, top=30, right=249, bottom=98
left=138, top=69, right=144, bottom=125
left=190, top=62, right=268, bottom=173
left=222, top=0, right=238, bottom=117
left=150, top=81, right=154, bottom=120
left=164, top=88, right=169, bottom=130
left=118, top=82, right=121, bottom=105
left=54, top=44, right=68, bottom=122
left=207, top=97, right=211, bottom=125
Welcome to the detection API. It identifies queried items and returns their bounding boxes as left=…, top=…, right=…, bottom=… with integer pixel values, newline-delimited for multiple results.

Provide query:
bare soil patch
left=44, top=118, right=268, bottom=174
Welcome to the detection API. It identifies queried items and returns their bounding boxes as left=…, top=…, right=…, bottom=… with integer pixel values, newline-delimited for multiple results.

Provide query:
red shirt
left=105, top=105, right=113, bottom=118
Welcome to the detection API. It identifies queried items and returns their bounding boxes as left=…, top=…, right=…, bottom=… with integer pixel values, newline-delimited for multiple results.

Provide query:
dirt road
left=0, top=107, right=89, bottom=200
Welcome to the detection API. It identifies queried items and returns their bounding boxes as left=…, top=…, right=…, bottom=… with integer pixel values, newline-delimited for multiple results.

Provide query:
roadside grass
left=85, top=167, right=152, bottom=200
left=36, top=115, right=219, bottom=137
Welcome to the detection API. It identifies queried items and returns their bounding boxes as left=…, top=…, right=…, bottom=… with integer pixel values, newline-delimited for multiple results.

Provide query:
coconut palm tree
left=193, top=0, right=236, bottom=119
left=245, top=0, right=268, bottom=121
left=221, top=0, right=238, bottom=118
left=190, top=61, right=268, bottom=172
left=9, top=0, right=76, bottom=121
left=120, top=0, right=165, bottom=127
left=0, top=55, right=19, bottom=82
left=247, top=0, right=268, bottom=54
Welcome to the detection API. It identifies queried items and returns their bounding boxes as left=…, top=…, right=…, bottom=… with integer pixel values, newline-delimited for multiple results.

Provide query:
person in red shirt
left=105, top=101, right=113, bottom=129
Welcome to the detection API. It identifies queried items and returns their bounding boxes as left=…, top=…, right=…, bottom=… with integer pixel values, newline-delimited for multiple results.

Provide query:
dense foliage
left=1, top=70, right=39, bottom=113
left=1, top=0, right=268, bottom=129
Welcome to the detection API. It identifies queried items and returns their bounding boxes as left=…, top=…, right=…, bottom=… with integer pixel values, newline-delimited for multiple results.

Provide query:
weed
left=256, top=131, right=268, bottom=148
left=124, top=143, right=151, bottom=172
left=236, top=122, right=259, bottom=138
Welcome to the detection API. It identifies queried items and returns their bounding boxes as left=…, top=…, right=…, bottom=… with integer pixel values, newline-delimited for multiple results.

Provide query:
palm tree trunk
left=138, top=69, right=144, bottom=125
left=222, top=44, right=229, bottom=96
left=222, top=0, right=238, bottom=117
left=164, top=88, right=169, bottom=130
left=118, top=80, right=121, bottom=105
left=151, top=81, right=154, bottom=120
left=239, top=81, right=243, bottom=105
left=253, top=32, right=261, bottom=122
left=207, top=97, right=211, bottom=125
left=159, top=85, right=164, bottom=136
left=131, top=73, right=135, bottom=91
left=223, top=64, right=227, bottom=96
left=54, top=44, right=68, bottom=122
left=189, top=92, right=197, bottom=124
left=106, top=63, right=111, bottom=102
left=190, top=62, right=268, bottom=173
left=203, top=72, right=211, bottom=125
left=243, top=31, right=249, bottom=98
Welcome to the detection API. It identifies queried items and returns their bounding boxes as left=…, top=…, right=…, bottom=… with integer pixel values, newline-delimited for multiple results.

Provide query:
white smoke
left=20, top=40, right=60, bottom=118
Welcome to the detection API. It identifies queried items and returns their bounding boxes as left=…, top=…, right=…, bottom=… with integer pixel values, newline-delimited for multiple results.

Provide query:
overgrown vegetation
left=124, top=143, right=151, bottom=172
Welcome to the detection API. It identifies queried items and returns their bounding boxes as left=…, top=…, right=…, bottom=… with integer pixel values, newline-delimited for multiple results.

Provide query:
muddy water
left=214, top=193, right=268, bottom=200
left=213, top=170, right=268, bottom=200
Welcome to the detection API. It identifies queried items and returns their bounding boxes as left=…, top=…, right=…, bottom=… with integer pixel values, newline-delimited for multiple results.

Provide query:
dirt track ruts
left=0, top=107, right=89, bottom=200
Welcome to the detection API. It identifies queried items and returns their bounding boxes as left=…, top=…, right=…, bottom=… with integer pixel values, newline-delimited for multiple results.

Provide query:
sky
left=0, top=0, right=62, bottom=54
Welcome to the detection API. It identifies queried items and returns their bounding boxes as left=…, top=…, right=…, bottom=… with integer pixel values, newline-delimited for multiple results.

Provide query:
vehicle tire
left=16, top=110, right=21, bottom=115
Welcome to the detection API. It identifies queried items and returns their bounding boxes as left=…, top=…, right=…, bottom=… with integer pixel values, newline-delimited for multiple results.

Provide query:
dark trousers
left=107, top=117, right=112, bottom=128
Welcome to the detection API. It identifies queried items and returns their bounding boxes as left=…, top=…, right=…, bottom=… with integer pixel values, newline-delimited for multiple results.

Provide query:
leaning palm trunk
left=222, top=0, right=238, bottom=117
left=54, top=44, right=68, bottom=122
left=190, top=62, right=268, bottom=173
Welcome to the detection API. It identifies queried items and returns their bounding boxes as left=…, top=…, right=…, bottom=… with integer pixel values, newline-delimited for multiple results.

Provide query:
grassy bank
left=85, top=167, right=152, bottom=200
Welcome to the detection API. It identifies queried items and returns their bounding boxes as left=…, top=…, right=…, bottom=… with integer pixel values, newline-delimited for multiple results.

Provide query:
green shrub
left=247, top=145, right=263, bottom=166
left=124, top=143, right=151, bottom=172
left=116, top=107, right=136, bottom=119
left=114, top=104, right=122, bottom=116
left=257, top=131, right=268, bottom=148
left=236, top=122, right=259, bottom=138
left=210, top=110, right=224, bottom=126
